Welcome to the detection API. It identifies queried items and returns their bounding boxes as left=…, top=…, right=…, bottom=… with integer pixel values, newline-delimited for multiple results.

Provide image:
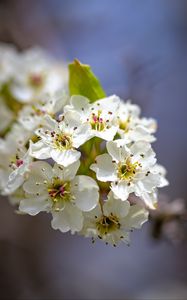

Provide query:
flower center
left=48, top=177, right=72, bottom=211
left=16, top=159, right=24, bottom=167
left=118, top=116, right=131, bottom=133
left=52, top=132, right=73, bottom=151
left=118, top=157, right=139, bottom=181
left=90, top=110, right=105, bottom=131
left=29, top=73, right=44, bottom=88
left=9, top=153, right=24, bottom=170
left=31, top=105, right=46, bottom=116
left=96, top=214, right=120, bottom=235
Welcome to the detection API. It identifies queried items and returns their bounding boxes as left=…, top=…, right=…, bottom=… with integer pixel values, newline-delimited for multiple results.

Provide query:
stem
left=99, top=197, right=104, bottom=215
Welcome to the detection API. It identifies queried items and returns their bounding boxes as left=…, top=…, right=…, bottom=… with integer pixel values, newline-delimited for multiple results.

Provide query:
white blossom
left=91, top=140, right=168, bottom=208
left=116, top=101, right=157, bottom=143
left=4, top=150, right=32, bottom=195
left=64, top=95, right=120, bottom=141
left=19, top=160, right=99, bottom=233
left=18, top=90, right=68, bottom=131
left=0, top=45, right=169, bottom=245
left=10, top=47, right=67, bottom=103
left=0, top=135, right=30, bottom=194
left=29, top=113, right=90, bottom=166
left=81, top=192, right=148, bottom=246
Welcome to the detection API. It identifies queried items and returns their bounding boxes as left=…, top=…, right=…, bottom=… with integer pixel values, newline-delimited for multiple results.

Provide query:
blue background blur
left=0, top=0, right=187, bottom=299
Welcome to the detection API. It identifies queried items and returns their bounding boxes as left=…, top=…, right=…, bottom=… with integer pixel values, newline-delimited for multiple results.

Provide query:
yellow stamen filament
left=118, top=157, right=140, bottom=181
left=96, top=213, right=120, bottom=236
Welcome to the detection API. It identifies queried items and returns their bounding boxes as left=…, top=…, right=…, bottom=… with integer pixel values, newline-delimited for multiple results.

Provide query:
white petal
left=19, top=195, right=50, bottom=215
left=51, top=211, right=70, bottom=232
left=43, top=114, right=57, bottom=130
left=73, top=123, right=92, bottom=147
left=68, top=95, right=90, bottom=114
left=29, top=140, right=51, bottom=159
left=129, top=126, right=156, bottom=142
left=130, top=141, right=151, bottom=156
left=90, top=153, right=117, bottom=182
left=104, top=193, right=130, bottom=218
left=122, top=204, right=148, bottom=229
left=111, top=181, right=131, bottom=201
left=151, top=164, right=169, bottom=187
left=72, top=175, right=99, bottom=211
left=51, top=203, right=83, bottom=233
left=95, top=126, right=118, bottom=141
left=0, top=169, right=9, bottom=191
left=50, top=149, right=80, bottom=167
left=29, top=161, right=53, bottom=179
left=9, top=187, right=25, bottom=206
left=151, top=164, right=167, bottom=176
left=140, top=191, right=158, bottom=209
left=23, top=161, right=53, bottom=194
left=5, top=174, right=24, bottom=195
left=92, top=95, right=120, bottom=112
left=63, top=110, right=83, bottom=129
left=11, top=85, right=33, bottom=103
left=53, top=160, right=80, bottom=181
left=141, top=117, right=157, bottom=133
left=107, top=140, right=129, bottom=162
left=158, top=176, right=169, bottom=188
left=23, top=179, right=47, bottom=195
left=137, top=173, right=161, bottom=193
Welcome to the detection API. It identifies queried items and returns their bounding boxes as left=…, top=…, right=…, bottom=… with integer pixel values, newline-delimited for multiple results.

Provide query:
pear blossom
left=0, top=137, right=26, bottom=192
left=81, top=192, right=148, bottom=246
left=19, top=160, right=99, bottom=233
left=91, top=140, right=168, bottom=208
left=116, top=101, right=157, bottom=143
left=18, top=90, right=68, bottom=131
left=0, top=132, right=32, bottom=195
left=30, top=113, right=90, bottom=166
left=0, top=120, right=34, bottom=194
left=140, top=164, right=169, bottom=209
left=10, top=47, right=67, bottom=103
left=4, top=150, right=32, bottom=195
left=64, top=95, right=120, bottom=141
left=0, top=46, right=169, bottom=246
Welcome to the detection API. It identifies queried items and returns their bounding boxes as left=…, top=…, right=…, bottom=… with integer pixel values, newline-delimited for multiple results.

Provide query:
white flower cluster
left=0, top=44, right=168, bottom=246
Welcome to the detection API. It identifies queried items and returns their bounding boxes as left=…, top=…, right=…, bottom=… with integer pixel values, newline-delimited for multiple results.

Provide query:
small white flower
left=30, top=113, right=90, bottom=166
left=18, top=90, right=68, bottom=131
left=81, top=192, right=148, bottom=246
left=91, top=140, right=168, bottom=208
left=140, top=164, right=169, bottom=209
left=19, top=160, right=99, bottom=233
left=64, top=95, right=120, bottom=141
left=0, top=135, right=31, bottom=194
left=10, top=47, right=67, bottom=103
left=4, top=150, right=32, bottom=195
left=116, top=101, right=157, bottom=143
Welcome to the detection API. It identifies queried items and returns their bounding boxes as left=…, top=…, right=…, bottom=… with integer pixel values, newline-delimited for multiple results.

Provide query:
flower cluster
left=0, top=44, right=168, bottom=246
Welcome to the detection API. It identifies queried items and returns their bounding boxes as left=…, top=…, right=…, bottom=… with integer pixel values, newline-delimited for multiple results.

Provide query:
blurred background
left=0, top=0, right=187, bottom=299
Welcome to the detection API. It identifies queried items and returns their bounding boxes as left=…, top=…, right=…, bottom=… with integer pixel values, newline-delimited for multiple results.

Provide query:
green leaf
left=68, top=59, right=106, bottom=102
